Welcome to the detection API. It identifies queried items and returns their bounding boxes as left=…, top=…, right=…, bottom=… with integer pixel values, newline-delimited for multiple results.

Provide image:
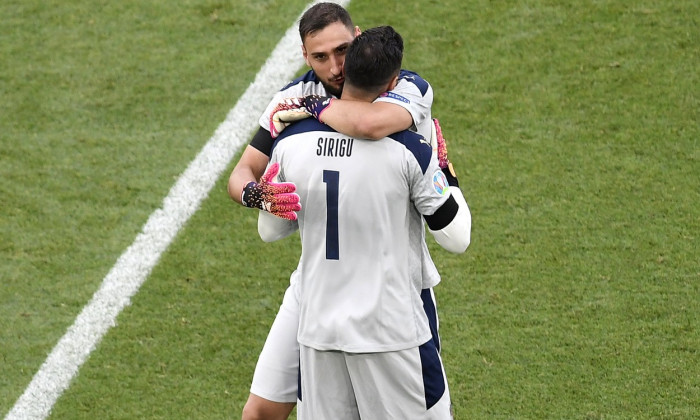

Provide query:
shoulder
left=376, top=69, right=432, bottom=105
left=279, top=118, right=334, bottom=138
left=397, top=69, right=432, bottom=97
left=279, top=70, right=329, bottom=95
left=387, top=130, right=433, bottom=173
left=280, top=70, right=319, bottom=90
left=272, top=118, right=336, bottom=151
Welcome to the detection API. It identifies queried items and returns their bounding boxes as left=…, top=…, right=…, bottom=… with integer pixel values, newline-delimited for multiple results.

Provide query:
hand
left=269, top=95, right=333, bottom=138
left=270, top=98, right=312, bottom=138
left=430, top=118, right=459, bottom=187
left=241, top=163, right=301, bottom=220
left=303, top=95, right=333, bottom=121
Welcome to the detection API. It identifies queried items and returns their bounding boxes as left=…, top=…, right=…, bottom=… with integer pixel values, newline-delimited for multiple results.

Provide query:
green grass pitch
left=1, top=0, right=698, bottom=418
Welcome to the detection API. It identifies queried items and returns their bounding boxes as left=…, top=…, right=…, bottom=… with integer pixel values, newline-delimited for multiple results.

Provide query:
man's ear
left=301, top=44, right=309, bottom=66
left=301, top=44, right=310, bottom=67
left=387, top=75, right=399, bottom=92
left=354, top=26, right=361, bottom=37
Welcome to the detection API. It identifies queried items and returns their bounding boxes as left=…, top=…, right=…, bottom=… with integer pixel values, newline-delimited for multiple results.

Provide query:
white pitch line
left=5, top=1, right=350, bottom=418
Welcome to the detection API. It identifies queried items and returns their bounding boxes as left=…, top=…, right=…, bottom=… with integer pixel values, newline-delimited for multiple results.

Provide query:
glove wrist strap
left=444, top=163, right=459, bottom=187
left=241, top=181, right=258, bottom=208
left=306, top=96, right=333, bottom=122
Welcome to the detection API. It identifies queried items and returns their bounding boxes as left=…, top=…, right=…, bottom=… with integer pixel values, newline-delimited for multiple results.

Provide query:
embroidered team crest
left=432, top=170, right=449, bottom=195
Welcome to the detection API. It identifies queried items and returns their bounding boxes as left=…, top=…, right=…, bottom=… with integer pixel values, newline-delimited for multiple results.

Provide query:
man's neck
left=340, top=87, right=379, bottom=103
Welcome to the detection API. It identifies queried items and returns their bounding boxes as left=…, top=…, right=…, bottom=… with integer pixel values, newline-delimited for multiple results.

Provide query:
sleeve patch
left=379, top=91, right=410, bottom=104
left=432, top=170, right=450, bottom=196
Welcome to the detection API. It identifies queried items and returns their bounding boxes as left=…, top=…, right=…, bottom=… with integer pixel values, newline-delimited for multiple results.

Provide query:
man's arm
left=319, top=100, right=413, bottom=140
left=318, top=72, right=432, bottom=139
left=272, top=97, right=413, bottom=140
left=424, top=188, right=471, bottom=254
left=230, top=159, right=300, bottom=220
left=423, top=118, right=469, bottom=253
left=227, top=128, right=274, bottom=205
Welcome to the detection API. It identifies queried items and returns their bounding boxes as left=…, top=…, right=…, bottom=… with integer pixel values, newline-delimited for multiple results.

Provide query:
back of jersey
left=270, top=118, right=449, bottom=353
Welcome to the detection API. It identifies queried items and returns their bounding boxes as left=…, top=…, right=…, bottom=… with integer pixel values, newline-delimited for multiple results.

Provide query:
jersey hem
left=298, top=333, right=432, bottom=353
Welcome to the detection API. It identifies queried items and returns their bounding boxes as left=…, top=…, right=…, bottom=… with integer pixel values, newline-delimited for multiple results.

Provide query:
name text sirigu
left=317, top=137, right=353, bottom=157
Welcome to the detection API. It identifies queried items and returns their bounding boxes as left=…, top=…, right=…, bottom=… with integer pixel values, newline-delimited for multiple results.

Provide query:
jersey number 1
left=323, top=170, right=339, bottom=260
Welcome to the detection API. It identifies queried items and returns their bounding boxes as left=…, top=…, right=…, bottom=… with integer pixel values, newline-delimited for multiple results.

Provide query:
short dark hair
left=344, top=26, right=403, bottom=93
left=299, top=2, right=354, bottom=43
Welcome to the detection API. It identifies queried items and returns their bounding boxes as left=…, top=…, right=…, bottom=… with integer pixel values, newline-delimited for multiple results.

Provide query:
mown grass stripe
left=4, top=1, right=349, bottom=418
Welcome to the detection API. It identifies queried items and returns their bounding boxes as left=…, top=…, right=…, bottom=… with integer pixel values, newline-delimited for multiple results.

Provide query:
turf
left=2, top=0, right=698, bottom=418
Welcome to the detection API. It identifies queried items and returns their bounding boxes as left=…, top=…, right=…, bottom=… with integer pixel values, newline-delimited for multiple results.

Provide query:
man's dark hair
left=299, top=2, right=354, bottom=43
left=344, top=26, right=403, bottom=93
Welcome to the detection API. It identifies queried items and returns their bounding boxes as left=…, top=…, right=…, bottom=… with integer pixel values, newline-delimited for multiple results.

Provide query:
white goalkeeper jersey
left=259, top=69, right=435, bottom=141
left=269, top=118, right=451, bottom=353
left=259, top=69, right=442, bottom=289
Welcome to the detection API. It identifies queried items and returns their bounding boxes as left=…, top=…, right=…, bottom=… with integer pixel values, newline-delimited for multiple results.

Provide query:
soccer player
left=228, top=3, right=435, bottom=206
left=228, top=3, right=457, bottom=419
left=257, top=25, right=470, bottom=419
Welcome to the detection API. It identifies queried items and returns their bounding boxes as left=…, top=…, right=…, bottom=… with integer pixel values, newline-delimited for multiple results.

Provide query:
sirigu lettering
left=317, top=137, right=353, bottom=157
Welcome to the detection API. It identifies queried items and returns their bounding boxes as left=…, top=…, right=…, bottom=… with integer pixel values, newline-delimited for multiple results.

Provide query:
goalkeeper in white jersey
left=258, top=26, right=470, bottom=420
left=228, top=3, right=463, bottom=419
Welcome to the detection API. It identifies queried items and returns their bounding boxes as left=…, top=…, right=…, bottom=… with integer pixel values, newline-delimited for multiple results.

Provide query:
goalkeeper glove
left=269, top=95, right=334, bottom=138
left=241, top=163, right=301, bottom=220
left=303, top=95, right=333, bottom=121
left=430, top=118, right=459, bottom=187
left=270, top=97, right=312, bottom=138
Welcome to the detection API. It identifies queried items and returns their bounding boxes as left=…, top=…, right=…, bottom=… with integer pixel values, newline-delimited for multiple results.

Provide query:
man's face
left=302, top=21, right=358, bottom=97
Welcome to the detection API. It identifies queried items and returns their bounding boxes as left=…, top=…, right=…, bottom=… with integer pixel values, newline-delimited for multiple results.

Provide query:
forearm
left=228, top=165, right=255, bottom=205
left=425, top=188, right=471, bottom=254
left=227, top=145, right=270, bottom=205
left=321, top=100, right=413, bottom=140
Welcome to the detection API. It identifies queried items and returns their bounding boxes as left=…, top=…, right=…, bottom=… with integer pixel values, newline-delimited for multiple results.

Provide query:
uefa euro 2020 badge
left=432, top=170, right=449, bottom=196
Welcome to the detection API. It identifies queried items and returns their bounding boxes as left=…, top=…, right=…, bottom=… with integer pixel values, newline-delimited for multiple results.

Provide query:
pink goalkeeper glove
left=431, top=118, right=459, bottom=187
left=241, top=163, right=301, bottom=220
left=269, top=95, right=333, bottom=138
left=431, top=118, right=450, bottom=170
left=270, top=97, right=312, bottom=138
